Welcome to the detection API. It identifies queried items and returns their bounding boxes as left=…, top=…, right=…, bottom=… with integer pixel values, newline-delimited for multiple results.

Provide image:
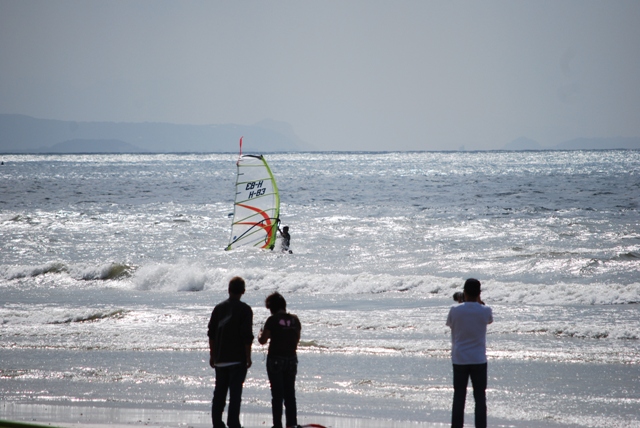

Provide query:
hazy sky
left=1, top=1, right=639, bottom=151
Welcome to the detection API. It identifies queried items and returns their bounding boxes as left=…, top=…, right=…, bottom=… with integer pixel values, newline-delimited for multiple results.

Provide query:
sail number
left=246, top=180, right=266, bottom=199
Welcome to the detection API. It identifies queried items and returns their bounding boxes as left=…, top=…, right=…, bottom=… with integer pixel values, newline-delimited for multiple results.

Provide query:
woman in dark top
left=258, top=292, right=301, bottom=428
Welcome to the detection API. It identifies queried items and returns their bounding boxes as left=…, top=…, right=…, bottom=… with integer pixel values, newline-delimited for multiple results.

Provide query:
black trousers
left=452, top=363, right=487, bottom=428
left=212, top=364, right=247, bottom=428
left=267, top=355, right=298, bottom=428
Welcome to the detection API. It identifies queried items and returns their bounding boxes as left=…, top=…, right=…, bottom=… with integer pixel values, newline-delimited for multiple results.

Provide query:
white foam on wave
left=484, top=278, right=640, bottom=305
left=221, top=267, right=640, bottom=305
left=121, top=260, right=640, bottom=305
left=131, top=262, right=209, bottom=292
left=3, top=257, right=638, bottom=306
left=208, top=268, right=452, bottom=295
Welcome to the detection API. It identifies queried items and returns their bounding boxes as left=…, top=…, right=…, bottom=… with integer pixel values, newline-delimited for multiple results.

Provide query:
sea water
left=0, top=151, right=639, bottom=427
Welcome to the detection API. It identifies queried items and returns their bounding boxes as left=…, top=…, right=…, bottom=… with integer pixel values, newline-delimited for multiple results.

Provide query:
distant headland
left=1, top=114, right=639, bottom=153
left=0, top=114, right=313, bottom=153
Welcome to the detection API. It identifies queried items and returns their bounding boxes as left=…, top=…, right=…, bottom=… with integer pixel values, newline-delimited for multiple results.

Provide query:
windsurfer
left=278, top=225, right=292, bottom=254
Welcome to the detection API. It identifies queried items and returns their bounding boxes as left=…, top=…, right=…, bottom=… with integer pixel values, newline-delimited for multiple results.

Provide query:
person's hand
left=209, top=355, right=215, bottom=369
left=246, top=357, right=252, bottom=369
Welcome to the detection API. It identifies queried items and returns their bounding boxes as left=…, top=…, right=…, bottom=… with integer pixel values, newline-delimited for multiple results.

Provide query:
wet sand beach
left=2, top=402, right=592, bottom=428
left=1, top=404, right=447, bottom=428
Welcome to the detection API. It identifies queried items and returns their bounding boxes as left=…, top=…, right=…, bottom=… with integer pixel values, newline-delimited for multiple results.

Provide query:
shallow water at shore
left=2, top=352, right=636, bottom=427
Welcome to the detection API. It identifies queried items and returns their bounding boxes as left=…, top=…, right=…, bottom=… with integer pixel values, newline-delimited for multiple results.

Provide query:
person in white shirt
left=446, top=278, right=493, bottom=428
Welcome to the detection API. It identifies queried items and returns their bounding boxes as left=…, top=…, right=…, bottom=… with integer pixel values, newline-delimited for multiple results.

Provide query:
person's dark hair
left=265, top=292, right=286, bottom=314
left=283, top=226, right=289, bottom=232
left=463, top=278, right=481, bottom=298
left=228, top=276, right=245, bottom=295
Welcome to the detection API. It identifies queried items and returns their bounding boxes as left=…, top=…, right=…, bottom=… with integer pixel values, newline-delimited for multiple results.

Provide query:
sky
left=1, top=1, right=639, bottom=151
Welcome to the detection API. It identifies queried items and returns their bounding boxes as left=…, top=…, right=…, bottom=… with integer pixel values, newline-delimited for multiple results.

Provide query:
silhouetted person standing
left=258, top=292, right=301, bottom=428
left=446, top=278, right=493, bottom=428
left=208, top=276, right=254, bottom=428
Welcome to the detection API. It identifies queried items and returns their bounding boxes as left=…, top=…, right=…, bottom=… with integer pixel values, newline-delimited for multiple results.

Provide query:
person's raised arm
left=258, top=328, right=271, bottom=345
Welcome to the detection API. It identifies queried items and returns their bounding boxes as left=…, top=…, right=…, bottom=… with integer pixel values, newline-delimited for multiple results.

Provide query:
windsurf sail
left=226, top=154, right=280, bottom=250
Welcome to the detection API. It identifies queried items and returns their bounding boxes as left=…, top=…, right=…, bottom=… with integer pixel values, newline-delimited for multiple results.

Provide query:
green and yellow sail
left=226, top=154, right=280, bottom=250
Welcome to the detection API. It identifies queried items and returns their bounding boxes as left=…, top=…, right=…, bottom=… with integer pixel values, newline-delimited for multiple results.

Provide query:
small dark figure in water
left=278, top=225, right=292, bottom=254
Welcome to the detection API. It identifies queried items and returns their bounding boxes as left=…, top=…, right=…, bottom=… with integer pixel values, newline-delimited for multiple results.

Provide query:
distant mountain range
left=1, top=114, right=639, bottom=153
left=503, top=136, right=640, bottom=151
left=0, top=114, right=313, bottom=153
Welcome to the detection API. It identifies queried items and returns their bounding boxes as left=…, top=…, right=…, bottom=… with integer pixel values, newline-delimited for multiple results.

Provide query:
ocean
left=1, top=151, right=639, bottom=427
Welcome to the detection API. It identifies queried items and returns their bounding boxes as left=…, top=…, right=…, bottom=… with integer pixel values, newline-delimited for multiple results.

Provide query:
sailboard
left=226, top=152, right=280, bottom=251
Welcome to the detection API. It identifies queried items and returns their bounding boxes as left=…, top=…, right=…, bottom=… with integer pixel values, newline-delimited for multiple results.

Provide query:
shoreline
left=0, top=403, right=448, bottom=428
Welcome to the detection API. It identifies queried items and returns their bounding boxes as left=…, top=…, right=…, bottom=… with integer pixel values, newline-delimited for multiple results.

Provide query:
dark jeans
left=452, top=363, right=487, bottom=428
left=266, top=355, right=298, bottom=428
left=212, top=363, right=248, bottom=428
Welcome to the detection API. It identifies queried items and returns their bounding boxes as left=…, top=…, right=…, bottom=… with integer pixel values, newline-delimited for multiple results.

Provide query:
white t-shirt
left=446, top=302, right=493, bottom=365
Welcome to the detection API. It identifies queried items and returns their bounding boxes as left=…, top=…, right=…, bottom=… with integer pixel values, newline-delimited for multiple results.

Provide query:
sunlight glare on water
left=1, top=151, right=639, bottom=427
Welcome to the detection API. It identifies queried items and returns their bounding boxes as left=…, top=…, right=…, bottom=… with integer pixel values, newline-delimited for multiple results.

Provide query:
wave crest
left=48, top=309, right=127, bottom=324
left=4, top=262, right=68, bottom=279
left=77, top=263, right=133, bottom=280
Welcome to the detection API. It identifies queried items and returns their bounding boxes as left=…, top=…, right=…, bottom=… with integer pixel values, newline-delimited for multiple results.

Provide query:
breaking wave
left=3, top=262, right=68, bottom=279
left=131, top=262, right=208, bottom=292
left=76, top=263, right=133, bottom=280
left=2, top=262, right=133, bottom=281
left=2, top=260, right=639, bottom=306
left=48, top=309, right=127, bottom=324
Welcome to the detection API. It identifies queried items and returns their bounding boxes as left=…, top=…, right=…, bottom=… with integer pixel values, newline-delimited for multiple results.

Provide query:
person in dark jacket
left=208, top=276, right=254, bottom=428
left=258, top=292, right=301, bottom=428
